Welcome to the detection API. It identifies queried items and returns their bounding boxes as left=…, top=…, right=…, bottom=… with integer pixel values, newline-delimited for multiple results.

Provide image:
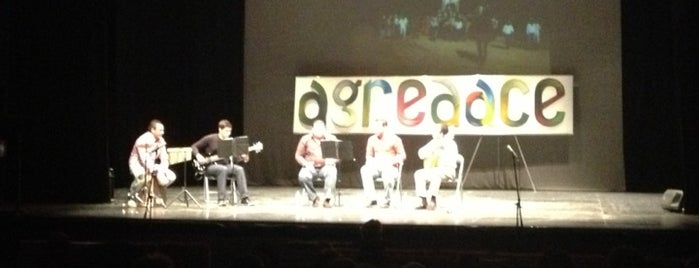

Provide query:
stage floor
left=11, top=186, right=699, bottom=230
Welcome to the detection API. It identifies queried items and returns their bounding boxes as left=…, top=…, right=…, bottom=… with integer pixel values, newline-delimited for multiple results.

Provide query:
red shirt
left=295, top=133, right=338, bottom=167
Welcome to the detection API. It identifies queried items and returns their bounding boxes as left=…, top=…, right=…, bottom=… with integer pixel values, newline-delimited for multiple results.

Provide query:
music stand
left=320, top=140, right=355, bottom=162
left=217, top=139, right=235, bottom=159
left=233, top=136, right=250, bottom=158
left=167, top=147, right=201, bottom=208
left=321, top=140, right=355, bottom=206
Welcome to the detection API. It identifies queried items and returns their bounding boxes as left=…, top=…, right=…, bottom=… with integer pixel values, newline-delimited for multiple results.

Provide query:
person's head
left=372, top=118, right=389, bottom=136
left=311, top=119, right=327, bottom=139
left=432, top=123, right=449, bottom=139
left=217, top=119, right=233, bottom=139
left=360, top=219, right=383, bottom=239
left=148, top=119, right=165, bottom=139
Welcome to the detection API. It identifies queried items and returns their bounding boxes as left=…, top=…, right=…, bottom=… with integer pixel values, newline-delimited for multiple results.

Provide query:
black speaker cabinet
left=661, top=189, right=684, bottom=212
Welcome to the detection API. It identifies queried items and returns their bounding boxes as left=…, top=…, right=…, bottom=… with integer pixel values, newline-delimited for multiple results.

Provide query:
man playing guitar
left=191, top=119, right=262, bottom=206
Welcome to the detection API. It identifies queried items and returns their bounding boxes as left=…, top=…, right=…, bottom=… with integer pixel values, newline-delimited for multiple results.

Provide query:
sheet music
left=321, top=140, right=354, bottom=161
left=234, top=135, right=250, bottom=157
left=320, top=141, right=339, bottom=159
left=216, top=139, right=235, bottom=158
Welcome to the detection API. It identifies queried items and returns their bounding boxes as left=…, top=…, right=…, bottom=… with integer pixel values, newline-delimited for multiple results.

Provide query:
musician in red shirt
left=294, top=120, right=339, bottom=208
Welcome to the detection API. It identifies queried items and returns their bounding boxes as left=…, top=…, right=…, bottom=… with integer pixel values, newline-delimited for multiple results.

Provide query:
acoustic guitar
left=423, top=155, right=440, bottom=168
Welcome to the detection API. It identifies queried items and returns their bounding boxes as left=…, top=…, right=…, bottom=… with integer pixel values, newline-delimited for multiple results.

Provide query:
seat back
left=440, top=154, right=465, bottom=201
left=455, top=154, right=465, bottom=185
left=445, top=154, right=465, bottom=183
left=454, top=153, right=466, bottom=202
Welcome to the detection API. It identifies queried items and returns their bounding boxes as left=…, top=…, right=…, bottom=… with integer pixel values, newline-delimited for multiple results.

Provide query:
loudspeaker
left=661, top=189, right=684, bottom=212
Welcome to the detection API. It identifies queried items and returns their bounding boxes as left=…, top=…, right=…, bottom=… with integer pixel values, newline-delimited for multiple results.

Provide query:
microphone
left=506, top=144, right=518, bottom=159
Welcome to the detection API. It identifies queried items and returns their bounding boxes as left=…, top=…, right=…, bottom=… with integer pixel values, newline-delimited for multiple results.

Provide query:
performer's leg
left=129, top=175, right=146, bottom=200
left=152, top=183, right=166, bottom=206
left=427, top=177, right=441, bottom=210
left=321, top=165, right=337, bottom=206
left=427, top=176, right=443, bottom=198
left=128, top=162, right=146, bottom=202
left=127, top=174, right=146, bottom=207
left=298, top=167, right=318, bottom=202
left=426, top=169, right=448, bottom=210
left=360, top=164, right=378, bottom=204
left=414, top=169, right=428, bottom=198
left=206, top=165, right=228, bottom=203
left=231, top=164, right=248, bottom=199
left=380, top=166, right=399, bottom=203
left=156, top=168, right=177, bottom=187
left=414, top=169, right=429, bottom=209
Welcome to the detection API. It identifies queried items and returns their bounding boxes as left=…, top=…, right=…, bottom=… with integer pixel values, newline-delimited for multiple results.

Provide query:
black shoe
left=416, top=197, right=428, bottom=210
left=366, top=200, right=378, bottom=208
left=380, top=201, right=391, bottom=208
left=241, top=197, right=250, bottom=205
left=428, top=196, right=437, bottom=210
left=312, top=196, right=320, bottom=207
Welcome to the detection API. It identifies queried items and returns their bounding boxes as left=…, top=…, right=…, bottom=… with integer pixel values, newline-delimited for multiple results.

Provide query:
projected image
left=247, top=0, right=560, bottom=75
left=367, top=0, right=549, bottom=74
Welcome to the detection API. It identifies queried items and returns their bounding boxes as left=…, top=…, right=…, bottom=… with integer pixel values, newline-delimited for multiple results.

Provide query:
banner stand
left=461, top=136, right=537, bottom=193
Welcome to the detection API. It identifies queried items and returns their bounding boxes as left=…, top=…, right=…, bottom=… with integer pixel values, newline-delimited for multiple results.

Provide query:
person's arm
left=417, top=139, right=435, bottom=160
left=364, top=136, right=375, bottom=164
left=440, top=139, right=459, bottom=168
left=191, top=135, right=210, bottom=164
left=134, top=134, right=156, bottom=171
left=294, top=136, right=310, bottom=166
left=158, top=139, right=169, bottom=168
left=394, top=136, right=407, bottom=164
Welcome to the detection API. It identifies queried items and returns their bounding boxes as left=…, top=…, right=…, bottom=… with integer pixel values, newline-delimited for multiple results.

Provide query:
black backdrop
left=1, top=1, right=697, bottom=211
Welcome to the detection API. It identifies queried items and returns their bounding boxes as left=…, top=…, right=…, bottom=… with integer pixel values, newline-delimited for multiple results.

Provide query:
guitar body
left=423, top=155, right=439, bottom=168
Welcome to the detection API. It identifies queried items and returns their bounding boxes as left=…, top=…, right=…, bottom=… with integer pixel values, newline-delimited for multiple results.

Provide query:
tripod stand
left=165, top=147, right=200, bottom=208
left=167, top=159, right=201, bottom=208
left=320, top=140, right=355, bottom=207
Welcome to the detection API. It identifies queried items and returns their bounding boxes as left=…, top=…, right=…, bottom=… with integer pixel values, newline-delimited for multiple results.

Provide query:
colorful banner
left=293, top=75, right=573, bottom=135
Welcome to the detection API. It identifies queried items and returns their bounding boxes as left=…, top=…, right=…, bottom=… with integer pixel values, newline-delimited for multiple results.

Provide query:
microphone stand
left=143, top=154, right=156, bottom=219
left=511, top=152, right=523, bottom=228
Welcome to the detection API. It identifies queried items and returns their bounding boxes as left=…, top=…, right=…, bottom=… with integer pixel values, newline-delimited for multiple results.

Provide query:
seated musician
left=294, top=119, right=339, bottom=208
left=360, top=118, right=406, bottom=208
left=127, top=119, right=177, bottom=208
left=413, top=124, right=459, bottom=210
left=191, top=119, right=251, bottom=206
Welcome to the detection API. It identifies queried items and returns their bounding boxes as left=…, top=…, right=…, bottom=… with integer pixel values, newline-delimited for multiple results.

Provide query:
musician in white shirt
left=413, top=124, right=458, bottom=210
left=127, top=119, right=176, bottom=208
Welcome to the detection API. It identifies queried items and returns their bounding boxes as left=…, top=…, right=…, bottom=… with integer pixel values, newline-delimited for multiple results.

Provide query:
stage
left=4, top=186, right=699, bottom=267
left=9, top=186, right=699, bottom=229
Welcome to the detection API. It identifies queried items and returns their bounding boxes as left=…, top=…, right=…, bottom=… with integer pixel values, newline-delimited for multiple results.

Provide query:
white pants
left=413, top=167, right=454, bottom=198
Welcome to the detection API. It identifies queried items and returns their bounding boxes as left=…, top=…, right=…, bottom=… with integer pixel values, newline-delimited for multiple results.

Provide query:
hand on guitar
left=195, top=154, right=223, bottom=166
